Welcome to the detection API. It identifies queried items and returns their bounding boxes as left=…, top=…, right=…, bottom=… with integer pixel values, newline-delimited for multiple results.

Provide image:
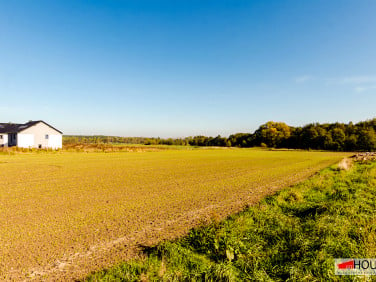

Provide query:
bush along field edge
left=86, top=158, right=376, bottom=281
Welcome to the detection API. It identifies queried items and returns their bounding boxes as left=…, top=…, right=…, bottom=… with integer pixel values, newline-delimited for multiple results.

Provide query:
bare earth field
left=0, top=148, right=349, bottom=280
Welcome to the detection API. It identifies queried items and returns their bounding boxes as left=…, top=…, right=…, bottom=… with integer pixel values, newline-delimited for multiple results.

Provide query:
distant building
left=0, top=120, right=62, bottom=149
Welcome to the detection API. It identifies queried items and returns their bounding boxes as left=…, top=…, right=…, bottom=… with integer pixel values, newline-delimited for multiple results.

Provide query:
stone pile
left=351, top=152, right=376, bottom=161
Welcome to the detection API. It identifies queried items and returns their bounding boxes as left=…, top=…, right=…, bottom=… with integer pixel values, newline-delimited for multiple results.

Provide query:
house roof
left=0, top=120, right=63, bottom=134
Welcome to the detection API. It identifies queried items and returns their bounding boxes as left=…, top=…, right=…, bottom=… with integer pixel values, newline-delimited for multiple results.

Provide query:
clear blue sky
left=1, top=1, right=375, bottom=137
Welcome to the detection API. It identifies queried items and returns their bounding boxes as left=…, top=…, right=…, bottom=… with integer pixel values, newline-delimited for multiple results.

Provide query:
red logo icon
left=337, top=260, right=354, bottom=269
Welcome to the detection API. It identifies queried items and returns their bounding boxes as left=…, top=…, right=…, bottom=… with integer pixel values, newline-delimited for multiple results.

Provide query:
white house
left=0, top=120, right=63, bottom=149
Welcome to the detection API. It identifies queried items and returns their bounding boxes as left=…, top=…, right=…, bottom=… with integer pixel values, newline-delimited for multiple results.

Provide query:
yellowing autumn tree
left=254, top=121, right=291, bottom=148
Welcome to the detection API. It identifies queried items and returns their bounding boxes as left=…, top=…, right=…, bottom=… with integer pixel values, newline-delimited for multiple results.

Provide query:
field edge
left=85, top=160, right=376, bottom=281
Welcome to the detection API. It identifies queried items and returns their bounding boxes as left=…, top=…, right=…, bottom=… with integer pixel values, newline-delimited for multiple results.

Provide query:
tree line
left=63, top=118, right=376, bottom=151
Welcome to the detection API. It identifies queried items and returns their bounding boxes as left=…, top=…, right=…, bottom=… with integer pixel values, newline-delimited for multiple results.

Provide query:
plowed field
left=0, top=148, right=348, bottom=280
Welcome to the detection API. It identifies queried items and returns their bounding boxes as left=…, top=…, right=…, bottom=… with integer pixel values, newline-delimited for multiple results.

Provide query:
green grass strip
left=86, top=161, right=376, bottom=281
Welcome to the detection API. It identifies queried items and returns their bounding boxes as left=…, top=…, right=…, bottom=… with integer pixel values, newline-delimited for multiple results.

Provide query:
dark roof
left=0, top=120, right=62, bottom=134
left=0, top=123, right=22, bottom=133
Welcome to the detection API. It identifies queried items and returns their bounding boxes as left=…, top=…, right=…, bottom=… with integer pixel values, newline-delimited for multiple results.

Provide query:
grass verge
left=86, top=160, right=376, bottom=281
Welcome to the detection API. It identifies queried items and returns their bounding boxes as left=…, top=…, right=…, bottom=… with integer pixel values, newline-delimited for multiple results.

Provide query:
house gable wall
left=19, top=122, right=62, bottom=149
left=18, top=134, right=34, bottom=148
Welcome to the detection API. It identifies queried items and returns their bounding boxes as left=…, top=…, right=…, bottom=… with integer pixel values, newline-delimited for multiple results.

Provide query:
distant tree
left=254, top=121, right=291, bottom=148
left=62, top=117, right=376, bottom=151
left=344, top=134, right=358, bottom=151
left=330, top=127, right=346, bottom=151
left=228, top=133, right=253, bottom=147
left=357, top=128, right=376, bottom=151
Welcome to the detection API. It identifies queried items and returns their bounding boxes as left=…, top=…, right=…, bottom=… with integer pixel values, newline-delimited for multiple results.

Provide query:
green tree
left=254, top=121, right=291, bottom=148
left=357, top=129, right=376, bottom=151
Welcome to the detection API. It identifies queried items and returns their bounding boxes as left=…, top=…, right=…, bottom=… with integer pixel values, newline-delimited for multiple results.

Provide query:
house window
left=45, top=134, right=49, bottom=139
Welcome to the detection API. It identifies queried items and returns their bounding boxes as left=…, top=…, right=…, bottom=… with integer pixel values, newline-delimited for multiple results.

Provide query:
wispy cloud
left=354, top=85, right=376, bottom=93
left=294, top=75, right=315, bottom=83
left=323, top=75, right=376, bottom=93
left=329, top=75, right=376, bottom=84
left=293, top=74, right=376, bottom=94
